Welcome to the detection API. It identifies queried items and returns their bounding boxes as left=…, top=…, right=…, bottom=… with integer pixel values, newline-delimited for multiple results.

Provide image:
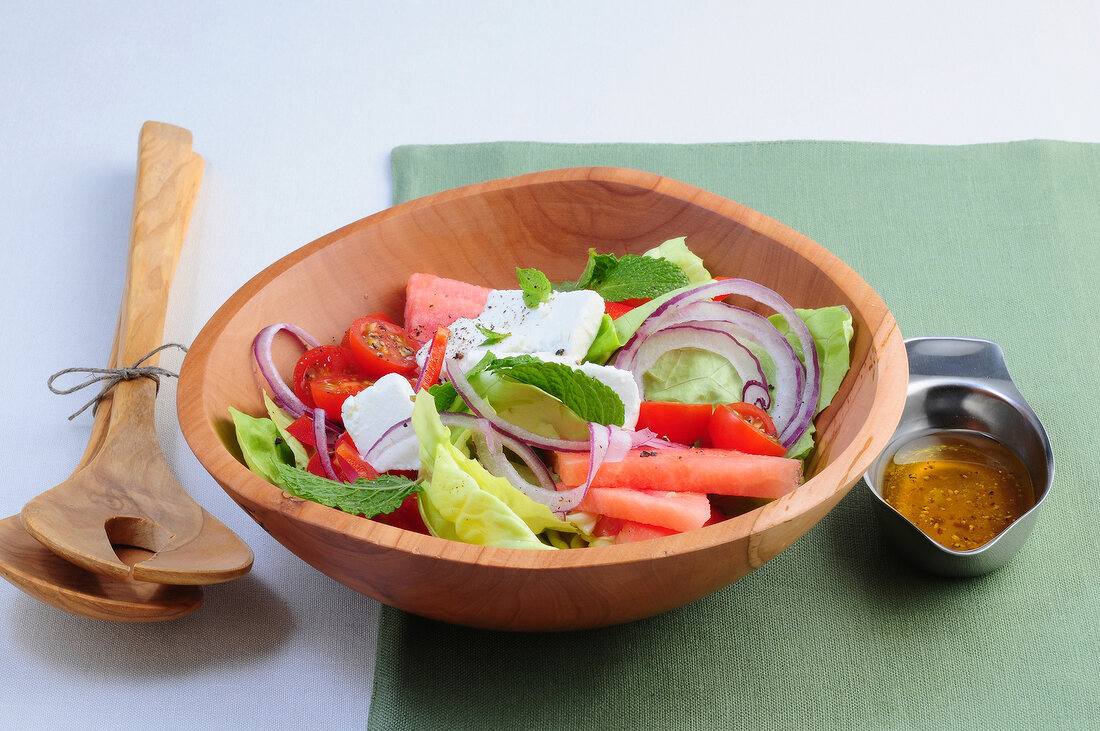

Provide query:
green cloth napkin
left=370, top=141, right=1100, bottom=730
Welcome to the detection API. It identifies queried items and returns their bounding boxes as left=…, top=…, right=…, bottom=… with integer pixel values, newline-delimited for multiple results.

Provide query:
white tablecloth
left=2, top=2, right=1098, bottom=727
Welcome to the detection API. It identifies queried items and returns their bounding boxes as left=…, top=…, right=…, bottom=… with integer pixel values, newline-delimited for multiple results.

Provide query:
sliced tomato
left=305, top=451, right=327, bottom=478
left=708, top=402, right=786, bottom=457
left=343, top=316, right=419, bottom=378
left=339, top=314, right=393, bottom=350
left=636, top=401, right=714, bottom=445
left=416, top=326, right=450, bottom=390
left=604, top=298, right=652, bottom=319
left=285, top=414, right=317, bottom=447
left=711, top=275, right=732, bottom=301
left=334, top=433, right=377, bottom=481
left=309, top=375, right=372, bottom=422
left=372, top=494, right=431, bottom=534
left=292, top=345, right=361, bottom=409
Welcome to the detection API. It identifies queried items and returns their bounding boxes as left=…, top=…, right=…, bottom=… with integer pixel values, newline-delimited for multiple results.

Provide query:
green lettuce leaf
left=582, top=314, right=622, bottom=365
left=228, top=407, right=295, bottom=487
left=263, top=392, right=310, bottom=469
left=412, top=391, right=576, bottom=549
left=768, top=305, right=854, bottom=459
left=642, top=236, right=713, bottom=284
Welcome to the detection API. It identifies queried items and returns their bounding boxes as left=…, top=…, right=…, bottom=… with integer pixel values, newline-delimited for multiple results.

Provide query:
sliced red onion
left=252, top=323, right=320, bottom=418
left=617, top=323, right=770, bottom=410
left=312, top=407, right=340, bottom=481
left=614, top=301, right=806, bottom=440
left=619, top=279, right=820, bottom=447
left=362, top=417, right=417, bottom=472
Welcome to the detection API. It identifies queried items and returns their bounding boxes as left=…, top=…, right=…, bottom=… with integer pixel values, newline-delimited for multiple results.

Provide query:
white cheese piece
left=418, top=289, right=606, bottom=370
left=341, top=372, right=418, bottom=471
left=575, top=361, right=641, bottom=430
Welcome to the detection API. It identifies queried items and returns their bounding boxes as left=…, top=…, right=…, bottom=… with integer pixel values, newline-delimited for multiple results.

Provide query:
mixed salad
left=231, top=238, right=853, bottom=549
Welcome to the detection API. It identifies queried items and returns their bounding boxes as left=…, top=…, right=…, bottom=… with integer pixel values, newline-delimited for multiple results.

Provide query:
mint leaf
left=587, top=254, right=690, bottom=301
left=557, top=249, right=690, bottom=301
left=573, top=252, right=621, bottom=291
left=427, top=381, right=462, bottom=412
left=276, top=463, right=420, bottom=518
left=483, top=355, right=625, bottom=426
left=516, top=267, right=552, bottom=307
left=476, top=323, right=510, bottom=346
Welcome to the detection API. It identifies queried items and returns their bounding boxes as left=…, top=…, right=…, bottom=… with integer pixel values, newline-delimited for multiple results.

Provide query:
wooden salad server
left=0, top=295, right=203, bottom=620
left=19, top=121, right=253, bottom=586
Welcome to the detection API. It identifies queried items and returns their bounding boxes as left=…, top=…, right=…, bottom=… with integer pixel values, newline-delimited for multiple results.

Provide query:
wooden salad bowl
left=177, top=167, right=908, bottom=631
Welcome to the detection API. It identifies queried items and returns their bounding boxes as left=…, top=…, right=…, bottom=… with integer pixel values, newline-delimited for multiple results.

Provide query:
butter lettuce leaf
left=229, top=407, right=295, bottom=487
left=263, top=392, right=310, bottom=469
left=582, top=314, right=622, bottom=365
left=642, top=236, right=713, bottom=284
left=768, top=306, right=854, bottom=459
left=412, top=391, right=576, bottom=549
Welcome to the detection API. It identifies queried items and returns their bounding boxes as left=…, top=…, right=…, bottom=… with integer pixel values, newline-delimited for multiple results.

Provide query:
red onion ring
left=619, top=279, right=820, bottom=447
left=617, top=323, right=769, bottom=409
left=311, top=407, right=339, bottom=481
left=252, top=323, right=320, bottom=418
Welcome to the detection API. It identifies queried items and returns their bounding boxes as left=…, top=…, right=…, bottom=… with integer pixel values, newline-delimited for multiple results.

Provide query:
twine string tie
left=47, top=343, right=189, bottom=421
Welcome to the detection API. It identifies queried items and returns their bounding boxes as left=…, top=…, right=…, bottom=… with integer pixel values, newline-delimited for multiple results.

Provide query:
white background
left=2, top=2, right=1098, bottom=728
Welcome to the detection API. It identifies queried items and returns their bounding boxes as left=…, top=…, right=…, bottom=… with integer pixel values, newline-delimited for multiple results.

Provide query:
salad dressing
left=880, top=431, right=1034, bottom=551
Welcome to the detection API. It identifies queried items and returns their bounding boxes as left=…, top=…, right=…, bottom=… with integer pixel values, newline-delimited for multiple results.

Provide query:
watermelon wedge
left=403, top=273, right=491, bottom=344
left=554, top=447, right=802, bottom=499
left=615, top=521, right=678, bottom=544
left=576, top=487, right=711, bottom=532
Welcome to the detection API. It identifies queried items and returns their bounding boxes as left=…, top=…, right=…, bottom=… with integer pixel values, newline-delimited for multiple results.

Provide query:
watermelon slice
left=615, top=521, right=678, bottom=544
left=576, top=487, right=711, bottom=532
left=554, top=447, right=802, bottom=499
left=403, top=273, right=491, bottom=344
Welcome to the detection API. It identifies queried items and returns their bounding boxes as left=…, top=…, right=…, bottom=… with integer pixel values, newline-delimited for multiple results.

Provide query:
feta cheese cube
left=341, top=372, right=418, bottom=472
left=419, top=289, right=606, bottom=370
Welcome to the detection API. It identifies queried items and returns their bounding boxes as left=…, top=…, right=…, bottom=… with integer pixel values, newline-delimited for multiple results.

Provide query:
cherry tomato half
left=310, top=375, right=373, bottom=421
left=292, top=345, right=361, bottom=409
left=343, top=316, right=419, bottom=378
left=372, top=494, right=430, bottom=534
left=636, top=401, right=715, bottom=445
left=708, top=402, right=787, bottom=457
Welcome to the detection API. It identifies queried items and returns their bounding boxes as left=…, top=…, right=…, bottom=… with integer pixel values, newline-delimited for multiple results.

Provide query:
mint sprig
left=483, top=354, right=625, bottom=426
left=276, top=464, right=420, bottom=518
left=549, top=249, right=690, bottom=301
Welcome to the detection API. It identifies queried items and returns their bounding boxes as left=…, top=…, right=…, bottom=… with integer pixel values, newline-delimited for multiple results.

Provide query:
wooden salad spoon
left=12, top=121, right=252, bottom=595
left=0, top=295, right=203, bottom=621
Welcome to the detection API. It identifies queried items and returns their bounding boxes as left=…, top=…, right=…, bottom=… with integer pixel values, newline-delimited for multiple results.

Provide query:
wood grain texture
left=178, top=167, right=909, bottom=631
left=19, top=122, right=253, bottom=589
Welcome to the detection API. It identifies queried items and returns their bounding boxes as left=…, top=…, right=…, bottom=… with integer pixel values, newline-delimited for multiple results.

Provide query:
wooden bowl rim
left=178, top=166, right=907, bottom=572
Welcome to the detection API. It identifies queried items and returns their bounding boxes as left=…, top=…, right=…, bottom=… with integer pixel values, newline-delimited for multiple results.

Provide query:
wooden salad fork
left=19, top=121, right=253, bottom=586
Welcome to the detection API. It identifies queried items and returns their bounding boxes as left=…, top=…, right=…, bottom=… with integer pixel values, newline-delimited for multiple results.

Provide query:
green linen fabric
left=369, top=141, right=1100, bottom=730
